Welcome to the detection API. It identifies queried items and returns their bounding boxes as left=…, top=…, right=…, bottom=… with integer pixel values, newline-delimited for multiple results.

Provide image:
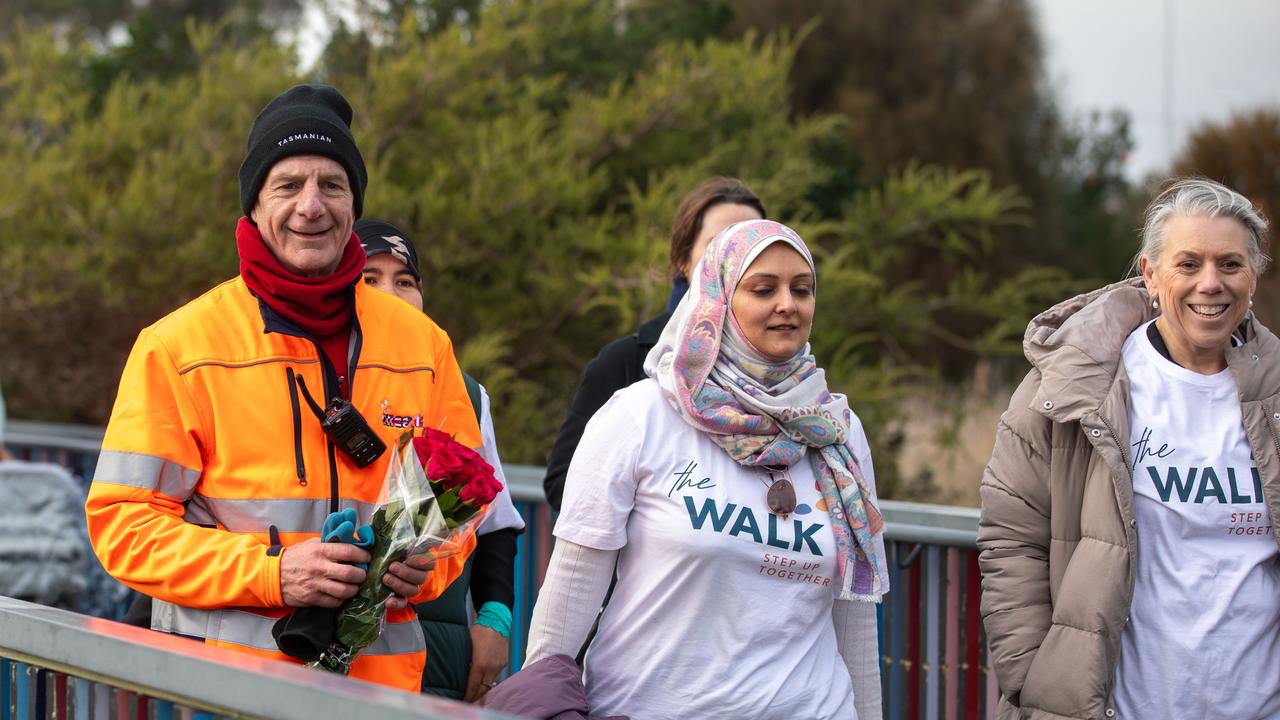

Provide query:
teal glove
left=321, top=508, right=374, bottom=570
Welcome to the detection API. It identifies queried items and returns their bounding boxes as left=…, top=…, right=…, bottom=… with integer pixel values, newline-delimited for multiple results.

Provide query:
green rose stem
left=313, top=496, right=417, bottom=673
left=333, top=497, right=409, bottom=651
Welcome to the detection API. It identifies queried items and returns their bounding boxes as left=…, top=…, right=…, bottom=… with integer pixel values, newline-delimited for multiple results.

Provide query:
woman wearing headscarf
left=979, top=177, right=1280, bottom=719
left=525, top=219, right=888, bottom=720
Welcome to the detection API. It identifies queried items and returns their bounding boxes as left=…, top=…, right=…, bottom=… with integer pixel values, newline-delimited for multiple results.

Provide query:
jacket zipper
left=332, top=326, right=362, bottom=515
left=1097, top=413, right=1132, bottom=710
left=1260, top=409, right=1280, bottom=551
left=346, top=321, right=363, bottom=398
left=285, top=367, right=307, bottom=486
left=311, top=339, right=344, bottom=516
left=1099, top=415, right=1134, bottom=482
left=326, top=441, right=340, bottom=514
left=1263, top=409, right=1280, bottom=475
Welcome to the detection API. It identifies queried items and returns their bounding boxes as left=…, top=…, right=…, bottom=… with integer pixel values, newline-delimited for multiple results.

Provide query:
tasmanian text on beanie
left=239, top=84, right=367, bottom=219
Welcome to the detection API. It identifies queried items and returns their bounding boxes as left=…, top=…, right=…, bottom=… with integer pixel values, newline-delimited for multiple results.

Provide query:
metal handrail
left=7, top=420, right=105, bottom=453
left=0, top=597, right=516, bottom=719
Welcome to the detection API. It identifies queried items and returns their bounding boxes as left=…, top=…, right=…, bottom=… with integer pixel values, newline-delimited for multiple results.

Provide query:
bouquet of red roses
left=411, top=428, right=505, bottom=530
left=311, top=429, right=502, bottom=675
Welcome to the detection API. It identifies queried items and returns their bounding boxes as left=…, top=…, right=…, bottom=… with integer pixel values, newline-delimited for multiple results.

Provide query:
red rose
left=414, top=429, right=470, bottom=486
left=463, top=454, right=495, bottom=484
left=427, top=443, right=469, bottom=487
left=416, top=428, right=501, bottom=506
left=459, top=473, right=499, bottom=506
left=419, top=428, right=452, bottom=454
left=453, top=443, right=485, bottom=468
left=462, top=456, right=503, bottom=505
left=411, top=435, right=434, bottom=469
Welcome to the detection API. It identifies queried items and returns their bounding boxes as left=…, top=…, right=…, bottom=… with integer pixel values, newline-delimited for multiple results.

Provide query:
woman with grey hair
left=979, top=177, right=1280, bottom=719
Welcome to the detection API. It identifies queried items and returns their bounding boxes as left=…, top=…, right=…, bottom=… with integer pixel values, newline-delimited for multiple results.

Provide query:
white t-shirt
left=1114, top=320, right=1280, bottom=718
left=556, top=378, right=877, bottom=720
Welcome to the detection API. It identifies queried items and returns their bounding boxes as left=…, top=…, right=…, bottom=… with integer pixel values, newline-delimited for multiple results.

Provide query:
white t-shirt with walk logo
left=1114, top=320, right=1280, bottom=719
left=556, top=378, right=880, bottom=720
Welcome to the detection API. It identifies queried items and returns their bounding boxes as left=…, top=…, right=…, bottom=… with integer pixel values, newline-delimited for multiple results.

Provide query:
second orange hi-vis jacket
left=86, top=277, right=482, bottom=692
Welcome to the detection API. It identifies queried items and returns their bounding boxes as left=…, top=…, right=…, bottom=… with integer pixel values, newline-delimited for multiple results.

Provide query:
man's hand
left=464, top=624, right=510, bottom=702
left=280, top=538, right=370, bottom=608
left=381, top=555, right=435, bottom=610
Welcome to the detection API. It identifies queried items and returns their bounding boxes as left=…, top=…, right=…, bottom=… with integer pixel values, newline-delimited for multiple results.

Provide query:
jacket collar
left=1226, top=316, right=1280, bottom=404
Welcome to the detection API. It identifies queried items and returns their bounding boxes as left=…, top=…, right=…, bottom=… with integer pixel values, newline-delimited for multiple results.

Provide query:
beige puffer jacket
left=978, top=278, right=1280, bottom=720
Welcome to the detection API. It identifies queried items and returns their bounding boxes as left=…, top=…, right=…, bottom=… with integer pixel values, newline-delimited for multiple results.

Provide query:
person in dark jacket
left=357, top=218, right=526, bottom=703
left=542, top=177, right=766, bottom=510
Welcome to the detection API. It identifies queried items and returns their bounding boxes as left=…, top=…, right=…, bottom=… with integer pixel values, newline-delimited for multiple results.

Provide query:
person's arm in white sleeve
left=527, top=389, right=641, bottom=663
left=834, top=598, right=882, bottom=720
left=524, top=539, right=617, bottom=663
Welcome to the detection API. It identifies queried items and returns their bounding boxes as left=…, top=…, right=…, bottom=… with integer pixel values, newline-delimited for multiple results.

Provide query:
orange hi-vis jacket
left=86, top=277, right=481, bottom=692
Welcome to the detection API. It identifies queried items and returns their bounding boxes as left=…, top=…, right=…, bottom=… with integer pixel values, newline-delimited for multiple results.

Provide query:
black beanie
left=354, top=219, right=421, bottom=282
left=238, top=84, right=368, bottom=220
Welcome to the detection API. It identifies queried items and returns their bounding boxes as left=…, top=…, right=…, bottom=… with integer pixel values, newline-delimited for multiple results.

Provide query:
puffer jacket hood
left=1022, top=278, right=1153, bottom=424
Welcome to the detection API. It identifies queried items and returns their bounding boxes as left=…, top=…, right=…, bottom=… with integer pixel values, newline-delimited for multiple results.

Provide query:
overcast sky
left=1031, top=0, right=1280, bottom=179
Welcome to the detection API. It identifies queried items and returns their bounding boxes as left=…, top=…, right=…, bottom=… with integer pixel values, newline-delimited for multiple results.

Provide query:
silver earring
left=1152, top=299, right=1159, bottom=310
left=1250, top=298, right=1254, bottom=309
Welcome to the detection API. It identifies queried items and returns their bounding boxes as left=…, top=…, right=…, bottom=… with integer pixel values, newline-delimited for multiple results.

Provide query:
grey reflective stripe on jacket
left=93, top=450, right=201, bottom=499
left=184, top=495, right=379, bottom=534
left=979, top=279, right=1280, bottom=720
left=152, top=599, right=426, bottom=656
left=95, top=450, right=384, bottom=534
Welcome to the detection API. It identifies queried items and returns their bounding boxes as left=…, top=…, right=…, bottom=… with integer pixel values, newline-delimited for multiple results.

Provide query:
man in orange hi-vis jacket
left=86, top=84, right=480, bottom=692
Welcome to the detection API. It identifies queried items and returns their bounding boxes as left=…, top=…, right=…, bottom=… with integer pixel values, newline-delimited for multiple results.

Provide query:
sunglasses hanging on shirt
left=761, top=465, right=797, bottom=517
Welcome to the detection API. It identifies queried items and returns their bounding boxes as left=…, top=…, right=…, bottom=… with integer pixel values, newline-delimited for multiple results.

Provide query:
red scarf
left=237, top=217, right=365, bottom=394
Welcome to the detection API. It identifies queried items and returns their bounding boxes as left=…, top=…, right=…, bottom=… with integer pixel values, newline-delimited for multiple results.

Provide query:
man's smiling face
left=251, top=155, right=354, bottom=277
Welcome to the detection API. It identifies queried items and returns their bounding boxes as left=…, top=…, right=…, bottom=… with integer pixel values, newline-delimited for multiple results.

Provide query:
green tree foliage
left=336, top=2, right=854, bottom=467
left=1171, top=108, right=1280, bottom=328
left=725, top=0, right=1141, bottom=290
left=0, top=0, right=1075, bottom=494
left=0, top=26, right=300, bottom=422
left=2, top=0, right=300, bottom=94
left=88, top=0, right=300, bottom=86
left=1045, top=109, right=1138, bottom=281
left=0, top=0, right=132, bottom=42
left=725, top=1, right=1056, bottom=227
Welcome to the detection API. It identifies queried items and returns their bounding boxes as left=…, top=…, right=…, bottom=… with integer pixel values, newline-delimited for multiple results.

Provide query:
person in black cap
left=87, top=85, right=482, bottom=691
left=357, top=218, right=526, bottom=703
left=357, top=219, right=426, bottom=307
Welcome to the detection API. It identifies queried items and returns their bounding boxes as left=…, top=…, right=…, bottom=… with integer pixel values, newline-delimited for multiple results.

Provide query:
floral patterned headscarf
left=644, top=219, right=888, bottom=602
